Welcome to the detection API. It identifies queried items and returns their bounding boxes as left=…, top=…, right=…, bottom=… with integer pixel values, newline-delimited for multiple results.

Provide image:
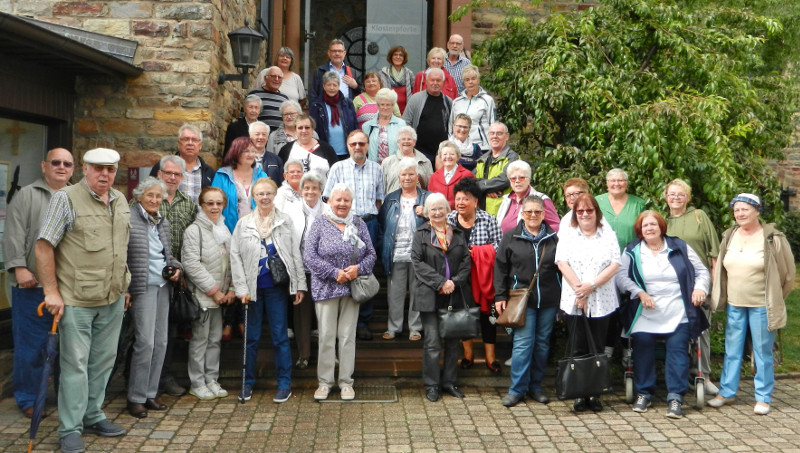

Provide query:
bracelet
left=591, top=282, right=597, bottom=290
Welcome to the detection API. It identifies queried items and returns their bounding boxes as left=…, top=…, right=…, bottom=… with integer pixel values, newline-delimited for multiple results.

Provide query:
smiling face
left=398, top=133, right=416, bottom=155
left=249, top=125, right=269, bottom=150
left=323, top=79, right=339, bottom=97
left=265, top=68, right=283, bottom=91
left=347, top=132, right=368, bottom=163
left=439, top=145, right=459, bottom=170
left=239, top=145, right=257, bottom=168
left=665, top=184, right=689, bottom=212
left=252, top=181, right=276, bottom=212
left=377, top=100, right=394, bottom=118
left=296, top=118, right=314, bottom=143
left=138, top=185, right=164, bottom=216
left=640, top=215, right=663, bottom=243
left=454, top=191, right=477, bottom=217
left=42, top=148, right=74, bottom=188
left=606, top=173, right=628, bottom=196
left=301, top=180, right=321, bottom=207
left=574, top=199, right=597, bottom=232
left=277, top=52, right=292, bottom=70
left=364, top=75, right=380, bottom=96
left=428, top=54, right=444, bottom=68
left=733, top=202, right=759, bottom=229
left=453, top=118, right=470, bottom=142
left=201, top=190, right=225, bottom=223
left=427, top=200, right=449, bottom=225
left=158, top=160, right=183, bottom=195
left=521, top=200, right=544, bottom=232
left=564, top=185, right=586, bottom=210
left=447, top=35, right=464, bottom=58
left=392, top=51, right=405, bottom=67
left=328, top=190, right=353, bottom=218
left=398, top=167, right=418, bottom=191
left=488, top=124, right=509, bottom=152
left=284, top=162, right=303, bottom=190
left=282, top=105, right=299, bottom=127
left=328, top=44, right=346, bottom=66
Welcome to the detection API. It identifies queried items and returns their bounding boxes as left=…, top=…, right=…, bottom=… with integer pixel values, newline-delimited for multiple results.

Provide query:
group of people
left=5, top=38, right=794, bottom=453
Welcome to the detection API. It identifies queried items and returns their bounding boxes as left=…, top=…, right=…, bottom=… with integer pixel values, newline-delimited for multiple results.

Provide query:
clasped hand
left=336, top=265, right=359, bottom=284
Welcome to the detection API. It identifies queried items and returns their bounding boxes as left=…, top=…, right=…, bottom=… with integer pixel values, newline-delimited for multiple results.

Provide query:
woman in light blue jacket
left=212, top=136, right=269, bottom=233
left=362, top=88, right=405, bottom=164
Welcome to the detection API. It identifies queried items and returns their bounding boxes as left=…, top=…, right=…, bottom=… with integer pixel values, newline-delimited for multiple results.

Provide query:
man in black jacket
left=149, top=124, right=215, bottom=202
left=309, top=39, right=362, bottom=102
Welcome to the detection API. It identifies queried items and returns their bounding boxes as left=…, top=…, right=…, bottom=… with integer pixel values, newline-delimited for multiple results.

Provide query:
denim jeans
left=509, top=307, right=557, bottom=397
left=631, top=322, right=690, bottom=404
left=11, top=286, right=53, bottom=411
left=718, top=305, right=775, bottom=403
left=245, top=287, right=292, bottom=389
left=357, top=217, right=380, bottom=330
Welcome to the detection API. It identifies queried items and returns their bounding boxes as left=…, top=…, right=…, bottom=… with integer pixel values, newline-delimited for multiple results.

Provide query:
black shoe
left=84, top=419, right=126, bottom=437
left=160, top=377, right=187, bottom=397
left=527, top=390, right=550, bottom=404
left=573, top=398, right=587, bottom=412
left=486, top=361, right=501, bottom=374
left=425, top=387, right=439, bottom=402
left=459, top=358, right=474, bottom=369
left=588, top=396, right=603, bottom=412
left=145, top=398, right=167, bottom=411
left=356, top=327, right=373, bottom=341
left=442, top=385, right=465, bottom=399
left=127, top=401, right=147, bottom=419
left=295, top=358, right=309, bottom=369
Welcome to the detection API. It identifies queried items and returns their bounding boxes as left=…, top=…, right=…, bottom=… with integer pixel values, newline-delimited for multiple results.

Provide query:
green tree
left=456, top=0, right=799, bottom=225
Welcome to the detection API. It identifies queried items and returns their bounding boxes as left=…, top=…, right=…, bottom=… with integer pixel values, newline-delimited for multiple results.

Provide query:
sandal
left=409, top=330, right=422, bottom=341
left=382, top=331, right=396, bottom=340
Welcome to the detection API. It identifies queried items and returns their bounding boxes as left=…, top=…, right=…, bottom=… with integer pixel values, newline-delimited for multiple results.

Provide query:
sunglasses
left=48, top=160, right=74, bottom=168
left=575, top=208, right=595, bottom=216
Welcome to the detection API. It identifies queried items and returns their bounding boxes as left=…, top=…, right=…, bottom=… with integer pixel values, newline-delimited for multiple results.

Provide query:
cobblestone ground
left=2, top=377, right=799, bottom=452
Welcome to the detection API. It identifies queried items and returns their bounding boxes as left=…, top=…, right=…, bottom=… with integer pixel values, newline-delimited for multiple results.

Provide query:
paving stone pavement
left=2, top=377, right=799, bottom=452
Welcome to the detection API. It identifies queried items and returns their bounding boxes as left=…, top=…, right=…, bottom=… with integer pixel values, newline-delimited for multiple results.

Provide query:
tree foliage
left=456, top=0, right=800, bottom=226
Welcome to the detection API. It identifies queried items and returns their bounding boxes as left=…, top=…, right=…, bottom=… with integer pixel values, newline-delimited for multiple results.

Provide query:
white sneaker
left=314, top=385, right=330, bottom=401
left=604, top=346, right=614, bottom=359
left=754, top=403, right=770, bottom=415
left=340, top=385, right=355, bottom=401
left=189, top=385, right=216, bottom=400
left=287, top=328, right=295, bottom=339
left=207, top=381, right=228, bottom=398
left=504, top=357, right=512, bottom=367
left=704, top=381, right=719, bottom=395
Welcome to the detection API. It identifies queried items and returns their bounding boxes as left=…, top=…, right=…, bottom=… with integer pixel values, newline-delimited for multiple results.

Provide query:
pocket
left=83, top=228, right=105, bottom=252
left=75, top=268, right=110, bottom=301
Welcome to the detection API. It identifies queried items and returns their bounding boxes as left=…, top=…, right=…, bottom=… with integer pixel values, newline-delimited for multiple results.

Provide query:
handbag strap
left=562, top=310, right=600, bottom=357
left=350, top=217, right=361, bottom=266
left=521, top=243, right=547, bottom=294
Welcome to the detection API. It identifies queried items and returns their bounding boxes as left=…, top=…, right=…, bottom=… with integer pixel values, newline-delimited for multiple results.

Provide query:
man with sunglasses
left=3, top=148, right=74, bottom=419
left=37, top=148, right=131, bottom=453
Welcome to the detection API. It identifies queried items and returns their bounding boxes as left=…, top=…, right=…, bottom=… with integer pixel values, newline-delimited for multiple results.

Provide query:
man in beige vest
left=37, top=148, right=131, bottom=453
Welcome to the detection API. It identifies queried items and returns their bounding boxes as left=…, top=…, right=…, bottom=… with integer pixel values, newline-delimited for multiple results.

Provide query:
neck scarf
left=323, top=91, right=341, bottom=126
left=254, top=207, right=276, bottom=239
left=323, top=203, right=365, bottom=248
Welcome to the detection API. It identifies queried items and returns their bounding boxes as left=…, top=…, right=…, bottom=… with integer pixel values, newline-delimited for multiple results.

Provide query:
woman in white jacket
left=182, top=187, right=235, bottom=400
left=449, top=65, right=496, bottom=153
left=230, top=178, right=307, bottom=404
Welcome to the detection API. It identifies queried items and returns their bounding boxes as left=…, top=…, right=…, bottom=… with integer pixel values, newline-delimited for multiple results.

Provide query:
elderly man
left=223, top=94, right=262, bottom=155
left=309, top=39, right=363, bottom=102
left=247, top=66, right=289, bottom=129
left=473, top=122, right=519, bottom=216
left=444, top=34, right=471, bottom=93
left=37, top=148, right=131, bottom=453
left=149, top=124, right=216, bottom=202
left=4, top=148, right=74, bottom=418
left=402, top=68, right=452, bottom=164
left=324, top=131, right=385, bottom=340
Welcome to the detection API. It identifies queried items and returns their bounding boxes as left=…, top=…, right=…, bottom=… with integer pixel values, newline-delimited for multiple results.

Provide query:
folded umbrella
left=28, top=302, right=59, bottom=453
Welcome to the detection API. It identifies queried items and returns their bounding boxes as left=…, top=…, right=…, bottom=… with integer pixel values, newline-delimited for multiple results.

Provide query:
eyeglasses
left=282, top=112, right=298, bottom=118
left=348, top=141, right=367, bottom=147
left=89, top=164, right=118, bottom=173
left=488, top=131, right=507, bottom=137
left=453, top=124, right=470, bottom=130
left=48, top=160, right=74, bottom=168
left=575, top=208, right=595, bottom=216
left=521, top=209, right=544, bottom=217
left=253, top=191, right=275, bottom=198
left=268, top=74, right=284, bottom=80
left=565, top=190, right=585, bottom=199
left=607, top=179, right=627, bottom=184
left=202, top=201, right=224, bottom=206
left=666, top=193, right=687, bottom=199
left=329, top=49, right=345, bottom=54
left=160, top=170, right=182, bottom=178
left=509, top=176, right=529, bottom=182
left=179, top=137, right=201, bottom=144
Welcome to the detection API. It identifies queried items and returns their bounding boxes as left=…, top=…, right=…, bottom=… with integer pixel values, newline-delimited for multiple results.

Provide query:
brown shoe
left=144, top=398, right=167, bottom=411
left=127, top=401, right=148, bottom=419
left=22, top=407, right=34, bottom=418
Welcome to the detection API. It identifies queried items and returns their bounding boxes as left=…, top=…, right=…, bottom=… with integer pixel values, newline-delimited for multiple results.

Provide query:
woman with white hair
left=275, top=47, right=306, bottom=105
left=380, top=126, right=434, bottom=193
left=427, top=140, right=474, bottom=209
left=596, top=168, right=646, bottom=251
left=496, top=160, right=560, bottom=234
left=413, top=47, right=458, bottom=100
left=353, top=72, right=402, bottom=128
left=126, top=177, right=181, bottom=418
left=309, top=71, right=358, bottom=160
left=449, top=65, right=496, bottom=153
left=266, top=100, right=314, bottom=155
left=224, top=94, right=262, bottom=156
left=362, top=88, right=404, bottom=164
left=303, top=182, right=376, bottom=401
left=378, top=157, right=430, bottom=341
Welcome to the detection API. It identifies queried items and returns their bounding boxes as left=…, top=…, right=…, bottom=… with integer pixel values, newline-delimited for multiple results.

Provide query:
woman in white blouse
left=554, top=193, right=620, bottom=413
left=616, top=210, right=710, bottom=419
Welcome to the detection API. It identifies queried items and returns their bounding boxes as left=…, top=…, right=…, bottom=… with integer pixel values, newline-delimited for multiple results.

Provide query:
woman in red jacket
left=427, top=141, right=474, bottom=209
left=413, top=47, right=459, bottom=100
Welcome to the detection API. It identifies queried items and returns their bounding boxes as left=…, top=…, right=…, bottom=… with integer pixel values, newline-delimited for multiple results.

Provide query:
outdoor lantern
left=218, top=19, right=265, bottom=90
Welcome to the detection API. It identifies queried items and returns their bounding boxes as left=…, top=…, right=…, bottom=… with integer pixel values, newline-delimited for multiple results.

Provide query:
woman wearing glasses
left=495, top=161, right=560, bottom=235
left=554, top=193, right=620, bottom=412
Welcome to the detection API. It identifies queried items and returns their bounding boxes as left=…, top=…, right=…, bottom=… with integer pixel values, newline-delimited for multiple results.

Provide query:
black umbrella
left=28, top=302, right=59, bottom=453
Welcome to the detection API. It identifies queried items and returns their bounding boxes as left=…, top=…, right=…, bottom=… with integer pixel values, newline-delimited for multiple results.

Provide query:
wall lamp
left=218, top=19, right=265, bottom=90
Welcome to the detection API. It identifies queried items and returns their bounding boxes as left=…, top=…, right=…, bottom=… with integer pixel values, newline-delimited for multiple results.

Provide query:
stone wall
left=3, top=0, right=261, bottom=185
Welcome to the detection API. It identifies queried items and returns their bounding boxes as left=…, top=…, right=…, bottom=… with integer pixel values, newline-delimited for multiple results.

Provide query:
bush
left=779, top=210, right=800, bottom=262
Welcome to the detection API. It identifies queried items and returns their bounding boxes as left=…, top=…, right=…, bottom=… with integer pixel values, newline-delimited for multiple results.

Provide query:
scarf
left=323, top=91, right=341, bottom=126
left=521, top=222, right=547, bottom=244
left=254, top=207, right=276, bottom=239
left=323, top=203, right=365, bottom=248
left=197, top=210, right=231, bottom=247
left=390, top=67, right=404, bottom=85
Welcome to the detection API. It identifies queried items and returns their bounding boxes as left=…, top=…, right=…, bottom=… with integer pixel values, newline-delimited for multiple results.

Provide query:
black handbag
left=170, top=274, right=201, bottom=323
left=554, top=311, right=610, bottom=400
left=264, top=239, right=290, bottom=287
left=437, top=289, right=480, bottom=340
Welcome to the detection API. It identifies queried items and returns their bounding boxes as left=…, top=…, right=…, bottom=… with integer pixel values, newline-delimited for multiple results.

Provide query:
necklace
left=646, top=240, right=663, bottom=252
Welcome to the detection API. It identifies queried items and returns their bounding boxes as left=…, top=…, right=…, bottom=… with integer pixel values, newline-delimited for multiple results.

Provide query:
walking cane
left=239, top=295, right=250, bottom=404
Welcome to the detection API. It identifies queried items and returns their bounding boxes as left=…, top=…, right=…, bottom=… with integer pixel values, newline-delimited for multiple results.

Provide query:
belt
left=359, top=214, right=376, bottom=222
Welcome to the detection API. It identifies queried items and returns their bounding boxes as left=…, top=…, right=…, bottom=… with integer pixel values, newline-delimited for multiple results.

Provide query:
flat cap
left=83, top=148, right=120, bottom=165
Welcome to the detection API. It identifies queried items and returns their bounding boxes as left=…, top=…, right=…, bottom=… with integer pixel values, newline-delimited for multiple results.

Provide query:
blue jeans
left=357, top=217, right=380, bottom=330
left=11, top=286, right=53, bottom=411
left=631, top=323, right=690, bottom=404
left=509, top=307, right=557, bottom=397
left=719, top=305, right=775, bottom=403
left=246, top=287, right=292, bottom=389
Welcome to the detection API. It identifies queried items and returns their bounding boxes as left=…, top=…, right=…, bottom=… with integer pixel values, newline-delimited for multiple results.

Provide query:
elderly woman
left=447, top=177, right=503, bottom=372
left=362, top=88, right=404, bottom=164
left=126, top=177, right=181, bottom=418
left=267, top=100, right=308, bottom=155
left=249, top=121, right=283, bottom=185
left=309, top=71, right=358, bottom=160
left=664, top=178, right=721, bottom=395
left=495, top=195, right=561, bottom=407
left=449, top=65, right=496, bottom=153
left=230, top=178, right=306, bottom=403
left=212, top=136, right=269, bottom=233
left=708, top=194, right=794, bottom=415
left=448, top=113, right=480, bottom=171
left=496, top=161, right=560, bottom=234
left=303, top=183, right=376, bottom=401
left=380, top=126, right=434, bottom=194
left=182, top=187, right=234, bottom=400
left=378, top=158, right=430, bottom=341
left=413, top=47, right=458, bottom=100
left=379, top=45, right=415, bottom=114
left=224, top=94, right=262, bottom=156
left=278, top=114, right=338, bottom=177
left=617, top=211, right=710, bottom=418
left=412, top=193, right=474, bottom=401
left=354, top=72, right=402, bottom=128
left=275, top=47, right=306, bottom=105
left=596, top=168, right=646, bottom=251
left=555, top=193, right=620, bottom=412
left=427, top=140, right=474, bottom=209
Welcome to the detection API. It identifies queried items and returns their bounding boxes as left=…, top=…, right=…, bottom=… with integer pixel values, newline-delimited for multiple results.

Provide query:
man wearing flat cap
left=36, top=148, right=131, bottom=453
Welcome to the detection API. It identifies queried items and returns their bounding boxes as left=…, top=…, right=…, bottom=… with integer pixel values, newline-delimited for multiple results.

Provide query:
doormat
left=318, top=385, right=398, bottom=403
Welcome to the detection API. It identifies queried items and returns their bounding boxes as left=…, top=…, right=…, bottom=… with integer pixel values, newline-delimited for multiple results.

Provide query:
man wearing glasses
left=474, top=122, right=519, bottom=216
left=37, top=148, right=131, bottom=453
left=3, top=148, right=74, bottom=419
left=247, top=66, right=289, bottom=129
left=149, top=124, right=216, bottom=202
left=309, top=39, right=363, bottom=102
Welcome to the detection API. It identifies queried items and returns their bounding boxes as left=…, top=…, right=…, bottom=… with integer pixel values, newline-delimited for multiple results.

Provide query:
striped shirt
left=247, top=88, right=288, bottom=130
left=38, top=179, right=120, bottom=247
left=443, top=55, right=472, bottom=93
left=323, top=158, right=385, bottom=216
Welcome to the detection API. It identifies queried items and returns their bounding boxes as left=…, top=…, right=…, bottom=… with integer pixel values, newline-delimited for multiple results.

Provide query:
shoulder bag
left=497, top=243, right=546, bottom=328
left=170, top=273, right=201, bottom=323
left=264, top=239, right=290, bottom=287
left=349, top=217, right=379, bottom=303
left=554, top=310, right=611, bottom=400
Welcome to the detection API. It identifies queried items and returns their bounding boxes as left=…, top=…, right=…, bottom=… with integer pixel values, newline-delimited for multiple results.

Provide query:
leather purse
left=497, top=244, right=546, bottom=328
left=554, top=311, right=611, bottom=400
left=170, top=273, right=201, bottom=323
left=437, top=289, right=480, bottom=340
left=348, top=217, right=379, bottom=304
